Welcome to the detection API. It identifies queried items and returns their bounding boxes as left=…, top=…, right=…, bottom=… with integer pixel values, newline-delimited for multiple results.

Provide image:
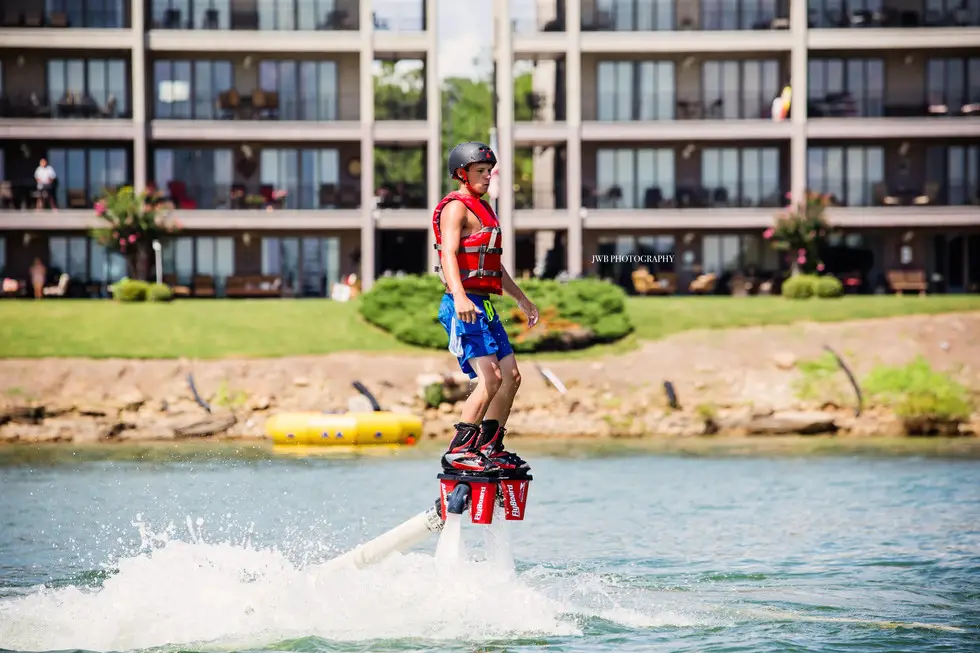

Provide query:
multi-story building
left=0, top=0, right=441, bottom=296
left=494, top=0, right=980, bottom=293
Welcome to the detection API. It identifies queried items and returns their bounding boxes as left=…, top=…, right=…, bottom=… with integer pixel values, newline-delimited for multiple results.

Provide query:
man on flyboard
left=432, top=142, right=539, bottom=475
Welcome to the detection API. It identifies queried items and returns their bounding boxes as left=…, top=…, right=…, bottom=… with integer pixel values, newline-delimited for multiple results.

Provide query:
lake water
left=1, top=443, right=979, bottom=652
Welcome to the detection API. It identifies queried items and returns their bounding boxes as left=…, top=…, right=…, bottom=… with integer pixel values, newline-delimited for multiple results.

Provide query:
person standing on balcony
left=34, top=158, right=57, bottom=211
left=431, top=141, right=539, bottom=476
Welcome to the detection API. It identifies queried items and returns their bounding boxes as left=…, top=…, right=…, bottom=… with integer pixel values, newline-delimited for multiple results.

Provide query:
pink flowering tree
left=763, top=191, right=833, bottom=275
left=89, top=186, right=181, bottom=281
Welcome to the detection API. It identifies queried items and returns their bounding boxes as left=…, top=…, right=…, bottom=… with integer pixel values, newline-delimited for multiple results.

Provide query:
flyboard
left=322, top=466, right=532, bottom=570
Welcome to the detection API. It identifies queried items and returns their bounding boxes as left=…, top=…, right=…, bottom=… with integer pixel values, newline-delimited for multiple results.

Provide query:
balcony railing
left=0, top=7, right=129, bottom=29
left=516, top=90, right=566, bottom=121
left=155, top=181, right=362, bottom=210
left=510, top=3, right=565, bottom=33
left=0, top=181, right=132, bottom=211
left=807, top=4, right=980, bottom=28
left=808, top=94, right=980, bottom=117
left=374, top=99, right=426, bottom=120
left=0, top=92, right=130, bottom=119
left=580, top=5, right=789, bottom=31
left=153, top=89, right=341, bottom=121
left=583, top=184, right=788, bottom=209
left=148, top=0, right=358, bottom=31
left=815, top=181, right=980, bottom=207
left=515, top=188, right=568, bottom=210
left=374, top=182, right=427, bottom=209
left=372, top=1, right=425, bottom=31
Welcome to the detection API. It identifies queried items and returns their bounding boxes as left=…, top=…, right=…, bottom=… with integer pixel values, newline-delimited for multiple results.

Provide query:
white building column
left=359, top=0, right=376, bottom=290
left=426, top=0, right=441, bottom=276
left=131, top=0, right=146, bottom=192
left=495, top=0, right=516, bottom=273
left=565, top=0, right=582, bottom=277
left=790, top=0, right=809, bottom=205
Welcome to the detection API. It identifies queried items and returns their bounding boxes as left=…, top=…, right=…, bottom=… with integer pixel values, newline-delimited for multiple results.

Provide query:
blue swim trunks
left=437, top=292, right=514, bottom=378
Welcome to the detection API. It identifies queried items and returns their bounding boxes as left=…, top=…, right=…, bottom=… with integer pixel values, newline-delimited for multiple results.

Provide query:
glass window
left=808, top=146, right=882, bottom=206
left=596, top=147, right=674, bottom=207
left=597, top=62, right=616, bottom=120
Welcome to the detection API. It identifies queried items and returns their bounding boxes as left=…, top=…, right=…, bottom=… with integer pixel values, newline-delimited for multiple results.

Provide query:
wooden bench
left=225, top=275, right=282, bottom=298
left=887, top=269, right=927, bottom=296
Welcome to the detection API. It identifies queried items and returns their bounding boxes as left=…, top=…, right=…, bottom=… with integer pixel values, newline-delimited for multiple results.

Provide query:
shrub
left=111, top=278, right=150, bottom=302
left=358, top=274, right=634, bottom=352
left=793, top=351, right=847, bottom=405
left=863, top=356, right=974, bottom=435
left=814, top=275, right=843, bottom=298
left=147, top=282, right=174, bottom=302
left=781, top=274, right=816, bottom=299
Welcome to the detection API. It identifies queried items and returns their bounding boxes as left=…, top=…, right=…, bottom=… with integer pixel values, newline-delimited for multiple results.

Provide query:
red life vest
left=432, top=191, right=503, bottom=295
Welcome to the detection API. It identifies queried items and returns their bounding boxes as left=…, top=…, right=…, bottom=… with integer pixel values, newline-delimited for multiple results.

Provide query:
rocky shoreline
left=3, top=312, right=978, bottom=445
left=1, top=366, right=976, bottom=446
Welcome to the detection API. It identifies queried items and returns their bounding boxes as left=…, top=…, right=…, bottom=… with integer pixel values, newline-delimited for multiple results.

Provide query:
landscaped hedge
left=782, top=273, right=843, bottom=299
left=110, top=278, right=174, bottom=303
left=358, top=274, right=633, bottom=352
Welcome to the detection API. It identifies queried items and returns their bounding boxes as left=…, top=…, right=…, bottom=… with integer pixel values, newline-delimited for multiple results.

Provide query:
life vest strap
left=435, top=266, right=502, bottom=279
left=434, top=243, right=502, bottom=254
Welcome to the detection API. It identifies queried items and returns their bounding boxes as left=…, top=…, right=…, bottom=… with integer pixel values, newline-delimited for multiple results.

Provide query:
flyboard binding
left=437, top=468, right=532, bottom=524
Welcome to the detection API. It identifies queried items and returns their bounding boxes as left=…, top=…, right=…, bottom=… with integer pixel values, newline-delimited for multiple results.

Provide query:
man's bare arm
left=439, top=200, right=469, bottom=298
left=501, top=266, right=529, bottom=304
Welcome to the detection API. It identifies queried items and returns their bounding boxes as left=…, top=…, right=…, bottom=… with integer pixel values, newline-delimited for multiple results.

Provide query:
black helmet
left=448, top=142, right=497, bottom=180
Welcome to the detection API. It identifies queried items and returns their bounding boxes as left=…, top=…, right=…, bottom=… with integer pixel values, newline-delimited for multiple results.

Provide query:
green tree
left=374, top=61, right=425, bottom=187
left=441, top=73, right=535, bottom=196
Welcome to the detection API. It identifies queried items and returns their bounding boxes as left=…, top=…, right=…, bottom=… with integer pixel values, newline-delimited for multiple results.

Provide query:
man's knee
left=473, top=357, right=502, bottom=395
left=498, top=355, right=521, bottom=390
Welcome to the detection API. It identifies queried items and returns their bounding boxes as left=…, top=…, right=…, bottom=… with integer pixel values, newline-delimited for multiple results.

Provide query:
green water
left=0, top=440, right=978, bottom=652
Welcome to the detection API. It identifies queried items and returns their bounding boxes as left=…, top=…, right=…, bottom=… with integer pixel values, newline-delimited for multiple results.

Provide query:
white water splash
left=0, top=512, right=706, bottom=652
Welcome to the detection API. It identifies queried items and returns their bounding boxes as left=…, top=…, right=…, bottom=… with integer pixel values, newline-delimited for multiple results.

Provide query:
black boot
left=478, top=421, right=529, bottom=472
left=442, top=422, right=499, bottom=473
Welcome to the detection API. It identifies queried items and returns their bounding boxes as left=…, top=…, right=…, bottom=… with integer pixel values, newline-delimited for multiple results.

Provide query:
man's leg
left=476, top=308, right=529, bottom=471
left=439, top=293, right=505, bottom=473
left=443, top=355, right=503, bottom=473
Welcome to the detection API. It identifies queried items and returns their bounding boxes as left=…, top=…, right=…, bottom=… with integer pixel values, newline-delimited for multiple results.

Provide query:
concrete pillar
left=790, top=0, right=808, bottom=205
left=131, top=0, right=146, bottom=192
left=426, top=0, right=441, bottom=276
left=495, top=0, right=516, bottom=273
left=565, top=0, right=582, bottom=277
left=359, top=0, right=376, bottom=290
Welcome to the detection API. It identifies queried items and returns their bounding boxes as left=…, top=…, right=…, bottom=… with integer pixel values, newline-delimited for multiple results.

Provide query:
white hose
left=321, top=505, right=445, bottom=571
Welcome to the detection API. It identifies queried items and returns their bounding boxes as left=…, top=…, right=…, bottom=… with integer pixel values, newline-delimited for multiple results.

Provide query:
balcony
left=147, top=0, right=361, bottom=52
left=580, top=142, right=790, bottom=228
left=805, top=52, right=980, bottom=138
left=0, top=141, right=132, bottom=226
left=373, top=58, right=430, bottom=143
left=510, top=0, right=567, bottom=55
left=808, top=139, right=980, bottom=227
left=580, top=2, right=793, bottom=53
left=0, top=54, right=134, bottom=140
left=514, top=58, right=568, bottom=145
left=0, top=3, right=131, bottom=49
left=373, top=145, right=428, bottom=228
left=581, top=55, right=792, bottom=140
left=513, top=145, right=569, bottom=229
left=149, top=55, right=362, bottom=141
left=148, top=143, right=363, bottom=230
left=372, top=0, right=428, bottom=56
left=807, top=1, right=980, bottom=49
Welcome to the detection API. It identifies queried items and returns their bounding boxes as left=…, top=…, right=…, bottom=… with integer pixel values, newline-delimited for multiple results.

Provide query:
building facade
left=0, top=0, right=441, bottom=296
left=493, top=0, right=980, bottom=294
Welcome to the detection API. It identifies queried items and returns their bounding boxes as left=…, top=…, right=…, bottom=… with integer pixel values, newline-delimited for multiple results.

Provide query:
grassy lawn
left=1, top=294, right=979, bottom=359
left=626, top=294, right=980, bottom=341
